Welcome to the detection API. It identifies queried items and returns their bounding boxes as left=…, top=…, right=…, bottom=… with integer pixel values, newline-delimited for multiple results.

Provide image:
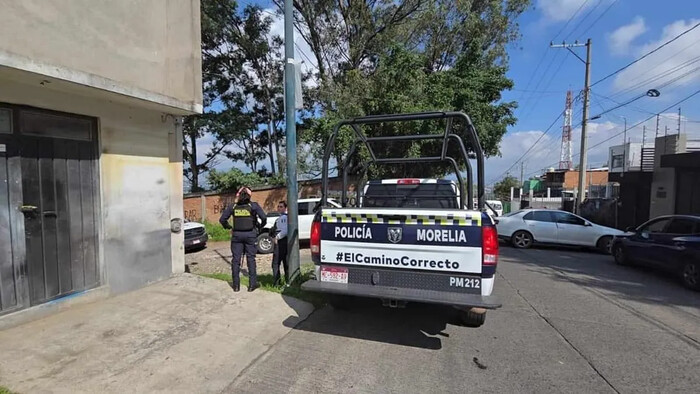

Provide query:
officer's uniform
left=272, top=212, right=288, bottom=285
left=219, top=199, right=266, bottom=291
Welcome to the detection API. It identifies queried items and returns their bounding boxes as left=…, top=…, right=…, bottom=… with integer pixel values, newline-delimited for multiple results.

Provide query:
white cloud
left=607, top=17, right=647, bottom=54
left=537, top=0, right=596, bottom=22
left=612, top=19, right=700, bottom=93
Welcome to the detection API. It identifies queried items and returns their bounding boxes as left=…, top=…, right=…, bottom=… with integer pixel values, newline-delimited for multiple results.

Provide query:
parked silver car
left=497, top=209, right=624, bottom=253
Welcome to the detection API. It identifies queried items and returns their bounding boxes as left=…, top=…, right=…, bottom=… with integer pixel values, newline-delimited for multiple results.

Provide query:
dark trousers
left=272, top=237, right=288, bottom=284
left=231, top=230, right=258, bottom=287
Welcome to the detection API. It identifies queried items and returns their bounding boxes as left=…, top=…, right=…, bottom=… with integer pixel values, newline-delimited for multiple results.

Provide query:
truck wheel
left=511, top=231, right=533, bottom=249
left=256, top=233, right=274, bottom=254
left=328, top=295, right=353, bottom=310
left=460, top=308, right=486, bottom=327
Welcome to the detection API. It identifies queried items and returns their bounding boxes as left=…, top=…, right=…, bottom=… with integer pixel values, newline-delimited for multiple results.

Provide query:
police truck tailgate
left=303, top=207, right=501, bottom=308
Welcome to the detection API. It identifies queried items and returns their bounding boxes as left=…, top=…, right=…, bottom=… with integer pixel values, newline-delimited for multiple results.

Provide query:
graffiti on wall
left=184, top=210, right=198, bottom=221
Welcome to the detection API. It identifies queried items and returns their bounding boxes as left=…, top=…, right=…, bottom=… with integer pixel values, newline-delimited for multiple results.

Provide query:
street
left=229, top=246, right=700, bottom=394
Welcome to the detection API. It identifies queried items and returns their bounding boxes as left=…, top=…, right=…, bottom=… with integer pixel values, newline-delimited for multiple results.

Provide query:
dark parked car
left=611, top=215, right=700, bottom=290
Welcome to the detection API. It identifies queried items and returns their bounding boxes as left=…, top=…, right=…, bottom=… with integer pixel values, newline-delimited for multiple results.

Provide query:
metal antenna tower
left=559, top=90, right=574, bottom=170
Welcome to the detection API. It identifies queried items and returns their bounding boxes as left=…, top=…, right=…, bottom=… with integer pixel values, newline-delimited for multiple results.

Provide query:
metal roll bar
left=321, top=111, right=485, bottom=211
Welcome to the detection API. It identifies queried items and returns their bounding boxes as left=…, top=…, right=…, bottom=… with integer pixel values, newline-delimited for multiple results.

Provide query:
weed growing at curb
left=200, top=263, right=326, bottom=307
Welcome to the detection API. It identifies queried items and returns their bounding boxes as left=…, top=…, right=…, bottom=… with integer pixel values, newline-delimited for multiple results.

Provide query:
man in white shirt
left=272, top=201, right=288, bottom=286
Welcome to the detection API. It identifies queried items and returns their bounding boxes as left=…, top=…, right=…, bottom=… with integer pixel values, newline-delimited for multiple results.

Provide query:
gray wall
left=0, top=0, right=202, bottom=113
left=0, top=74, right=185, bottom=294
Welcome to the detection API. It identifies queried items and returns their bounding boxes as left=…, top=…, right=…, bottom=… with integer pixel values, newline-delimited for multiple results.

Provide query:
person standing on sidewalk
left=271, top=201, right=288, bottom=286
left=219, top=187, right=266, bottom=292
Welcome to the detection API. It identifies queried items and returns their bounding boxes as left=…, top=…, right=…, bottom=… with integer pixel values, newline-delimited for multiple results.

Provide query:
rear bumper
left=185, top=233, right=208, bottom=249
left=301, top=280, right=501, bottom=309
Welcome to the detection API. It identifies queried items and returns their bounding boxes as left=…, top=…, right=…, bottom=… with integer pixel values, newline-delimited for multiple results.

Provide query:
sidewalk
left=0, top=274, right=314, bottom=393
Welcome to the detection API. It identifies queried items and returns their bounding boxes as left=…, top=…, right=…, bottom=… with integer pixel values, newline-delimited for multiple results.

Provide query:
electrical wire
left=592, top=21, right=700, bottom=87
left=578, top=0, right=619, bottom=37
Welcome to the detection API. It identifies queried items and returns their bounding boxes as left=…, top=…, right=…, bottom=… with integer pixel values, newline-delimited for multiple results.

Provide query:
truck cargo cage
left=320, top=111, right=486, bottom=211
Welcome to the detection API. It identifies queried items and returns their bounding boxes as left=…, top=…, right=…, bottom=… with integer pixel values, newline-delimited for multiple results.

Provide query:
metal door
left=0, top=108, right=25, bottom=314
left=1, top=105, right=99, bottom=312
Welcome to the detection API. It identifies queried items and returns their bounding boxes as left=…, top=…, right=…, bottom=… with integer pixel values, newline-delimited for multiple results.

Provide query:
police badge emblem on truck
left=387, top=227, right=402, bottom=243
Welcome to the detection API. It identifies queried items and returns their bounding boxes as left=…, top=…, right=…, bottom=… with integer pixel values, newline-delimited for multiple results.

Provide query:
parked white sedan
left=496, top=209, right=624, bottom=253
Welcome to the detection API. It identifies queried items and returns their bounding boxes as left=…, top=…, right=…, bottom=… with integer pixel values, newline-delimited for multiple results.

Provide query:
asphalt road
left=229, top=245, right=700, bottom=394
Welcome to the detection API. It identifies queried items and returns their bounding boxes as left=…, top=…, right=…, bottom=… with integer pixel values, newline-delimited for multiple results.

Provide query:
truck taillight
left=397, top=178, right=420, bottom=185
left=310, top=220, right=321, bottom=255
left=482, top=225, right=498, bottom=266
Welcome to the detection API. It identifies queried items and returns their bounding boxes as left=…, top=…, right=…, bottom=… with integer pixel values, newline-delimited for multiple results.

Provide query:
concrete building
left=0, top=1, right=202, bottom=317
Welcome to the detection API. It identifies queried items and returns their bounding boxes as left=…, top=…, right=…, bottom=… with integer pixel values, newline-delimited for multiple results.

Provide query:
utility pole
left=267, top=98, right=276, bottom=175
left=520, top=162, right=525, bottom=185
left=551, top=39, right=591, bottom=213
left=622, top=117, right=627, bottom=172
left=655, top=114, right=660, bottom=139
left=284, top=0, right=300, bottom=284
left=642, top=125, right=646, bottom=146
left=678, top=107, right=682, bottom=135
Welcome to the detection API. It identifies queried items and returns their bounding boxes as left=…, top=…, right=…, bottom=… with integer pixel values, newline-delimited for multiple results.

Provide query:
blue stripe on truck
left=321, top=222, right=482, bottom=248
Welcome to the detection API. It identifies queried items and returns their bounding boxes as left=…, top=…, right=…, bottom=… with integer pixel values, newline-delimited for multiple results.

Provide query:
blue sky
left=198, top=0, right=700, bottom=187
left=491, top=0, right=700, bottom=184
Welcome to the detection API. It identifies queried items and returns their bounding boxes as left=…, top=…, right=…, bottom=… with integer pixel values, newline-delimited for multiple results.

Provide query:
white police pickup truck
left=301, top=112, right=501, bottom=327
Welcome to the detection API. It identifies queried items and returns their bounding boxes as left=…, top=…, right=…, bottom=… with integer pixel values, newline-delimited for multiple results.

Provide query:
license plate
left=321, top=266, right=348, bottom=284
left=192, top=239, right=201, bottom=244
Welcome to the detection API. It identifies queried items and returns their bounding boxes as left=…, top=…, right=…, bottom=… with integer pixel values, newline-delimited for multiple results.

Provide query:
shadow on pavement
left=281, top=296, right=469, bottom=350
left=502, top=245, right=700, bottom=310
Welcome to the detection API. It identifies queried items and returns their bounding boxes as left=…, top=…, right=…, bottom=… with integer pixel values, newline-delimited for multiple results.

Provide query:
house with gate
left=0, top=0, right=202, bottom=318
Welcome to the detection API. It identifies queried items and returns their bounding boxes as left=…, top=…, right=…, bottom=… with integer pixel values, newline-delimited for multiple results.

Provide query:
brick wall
left=183, top=178, right=356, bottom=223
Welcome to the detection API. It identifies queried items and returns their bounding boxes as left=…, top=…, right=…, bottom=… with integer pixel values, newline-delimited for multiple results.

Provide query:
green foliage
left=493, top=175, right=520, bottom=200
left=0, top=386, right=15, bottom=394
left=204, top=220, right=231, bottom=242
left=206, top=168, right=285, bottom=192
left=293, top=0, right=529, bottom=179
left=200, top=263, right=325, bottom=307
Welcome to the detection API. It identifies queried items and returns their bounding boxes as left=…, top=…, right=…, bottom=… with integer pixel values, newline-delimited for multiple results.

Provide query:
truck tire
left=460, top=308, right=486, bottom=327
left=256, top=233, right=274, bottom=254
left=328, top=295, right=353, bottom=310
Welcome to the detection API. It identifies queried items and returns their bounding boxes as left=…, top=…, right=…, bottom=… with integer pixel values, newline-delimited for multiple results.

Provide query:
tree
left=207, top=168, right=284, bottom=192
left=183, top=0, right=251, bottom=191
left=493, top=175, right=520, bottom=201
left=287, top=0, right=529, bottom=179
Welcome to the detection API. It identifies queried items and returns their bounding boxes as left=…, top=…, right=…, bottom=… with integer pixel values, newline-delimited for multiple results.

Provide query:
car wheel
left=256, top=233, right=274, bottom=254
left=613, top=245, right=628, bottom=265
left=596, top=236, right=613, bottom=254
left=460, top=308, right=486, bottom=327
left=682, top=262, right=700, bottom=291
left=511, top=231, right=533, bottom=249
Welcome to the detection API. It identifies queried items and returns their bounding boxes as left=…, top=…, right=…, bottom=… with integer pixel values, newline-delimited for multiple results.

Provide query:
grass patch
left=0, top=386, right=15, bottom=394
left=204, top=220, right=231, bottom=242
left=200, top=263, right=326, bottom=307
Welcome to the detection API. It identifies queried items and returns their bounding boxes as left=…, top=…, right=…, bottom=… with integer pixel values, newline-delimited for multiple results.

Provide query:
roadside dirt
left=185, top=241, right=275, bottom=275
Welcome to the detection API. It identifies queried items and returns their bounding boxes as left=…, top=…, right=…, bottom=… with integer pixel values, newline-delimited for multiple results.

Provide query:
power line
left=564, top=0, right=602, bottom=41
left=579, top=0, right=619, bottom=37
left=488, top=110, right=565, bottom=185
left=592, top=21, right=700, bottom=87
left=575, top=87, right=700, bottom=160
left=551, top=0, right=590, bottom=43
left=519, top=88, right=700, bottom=178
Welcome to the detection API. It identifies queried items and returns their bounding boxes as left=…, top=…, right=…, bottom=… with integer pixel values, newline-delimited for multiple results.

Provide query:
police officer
left=271, top=201, right=288, bottom=286
left=219, top=187, right=267, bottom=292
